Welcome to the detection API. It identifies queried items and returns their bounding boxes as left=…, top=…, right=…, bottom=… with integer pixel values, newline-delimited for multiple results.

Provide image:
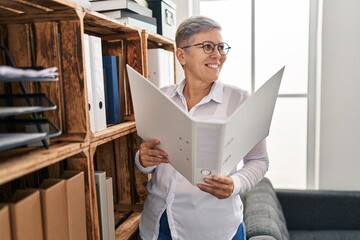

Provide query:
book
left=126, top=65, right=285, bottom=185
left=116, top=55, right=126, bottom=122
left=89, top=35, right=107, bottom=132
left=106, top=177, right=115, bottom=240
left=91, top=0, right=152, bottom=17
left=102, top=56, right=121, bottom=125
left=117, top=16, right=156, bottom=33
left=95, top=171, right=109, bottom=240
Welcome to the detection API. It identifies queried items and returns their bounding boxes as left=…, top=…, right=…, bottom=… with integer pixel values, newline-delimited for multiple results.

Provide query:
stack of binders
left=91, top=0, right=157, bottom=33
left=84, top=33, right=124, bottom=133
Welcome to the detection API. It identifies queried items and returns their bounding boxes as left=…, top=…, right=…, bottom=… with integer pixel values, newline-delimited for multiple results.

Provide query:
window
left=198, top=0, right=311, bottom=189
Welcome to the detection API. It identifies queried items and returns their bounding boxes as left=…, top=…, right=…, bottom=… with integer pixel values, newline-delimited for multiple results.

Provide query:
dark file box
left=147, top=0, right=176, bottom=40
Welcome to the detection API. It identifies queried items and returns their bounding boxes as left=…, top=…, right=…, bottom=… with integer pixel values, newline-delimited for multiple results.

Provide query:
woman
left=135, top=16, right=269, bottom=240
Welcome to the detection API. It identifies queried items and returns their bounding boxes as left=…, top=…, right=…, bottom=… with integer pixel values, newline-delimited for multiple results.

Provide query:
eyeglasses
left=181, top=41, right=231, bottom=56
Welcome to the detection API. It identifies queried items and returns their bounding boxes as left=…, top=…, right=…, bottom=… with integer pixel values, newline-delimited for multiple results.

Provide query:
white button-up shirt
left=135, top=79, right=269, bottom=240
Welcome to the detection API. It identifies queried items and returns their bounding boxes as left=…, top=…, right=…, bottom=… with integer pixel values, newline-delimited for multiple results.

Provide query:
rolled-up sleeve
left=230, top=139, right=269, bottom=196
left=135, top=150, right=157, bottom=173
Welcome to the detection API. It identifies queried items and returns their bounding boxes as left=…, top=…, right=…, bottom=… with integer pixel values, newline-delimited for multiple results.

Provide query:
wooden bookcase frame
left=0, top=1, right=176, bottom=239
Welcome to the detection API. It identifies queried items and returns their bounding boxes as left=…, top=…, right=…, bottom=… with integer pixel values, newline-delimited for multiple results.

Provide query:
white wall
left=172, top=0, right=193, bottom=24
left=317, top=0, right=360, bottom=190
left=171, top=0, right=194, bottom=83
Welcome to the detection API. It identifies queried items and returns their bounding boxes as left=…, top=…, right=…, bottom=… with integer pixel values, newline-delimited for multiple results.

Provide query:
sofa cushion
left=246, top=217, right=284, bottom=240
left=247, top=178, right=284, bottom=210
left=290, top=230, right=360, bottom=240
left=245, top=192, right=286, bottom=224
left=276, top=189, right=360, bottom=230
left=243, top=178, right=290, bottom=240
left=245, top=203, right=288, bottom=238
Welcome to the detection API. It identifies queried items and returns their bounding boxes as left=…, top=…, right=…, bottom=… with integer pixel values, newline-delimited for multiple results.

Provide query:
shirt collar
left=172, top=79, right=224, bottom=104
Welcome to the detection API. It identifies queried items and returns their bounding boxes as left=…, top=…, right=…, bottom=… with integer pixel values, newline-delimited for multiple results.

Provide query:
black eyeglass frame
left=181, top=41, right=231, bottom=56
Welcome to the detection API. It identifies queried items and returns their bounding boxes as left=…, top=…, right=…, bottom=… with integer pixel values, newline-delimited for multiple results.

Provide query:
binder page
left=127, top=65, right=194, bottom=183
left=220, top=66, right=285, bottom=176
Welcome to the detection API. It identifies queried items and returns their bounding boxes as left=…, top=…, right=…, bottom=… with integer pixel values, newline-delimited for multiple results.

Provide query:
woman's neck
left=183, top=81, right=213, bottom=111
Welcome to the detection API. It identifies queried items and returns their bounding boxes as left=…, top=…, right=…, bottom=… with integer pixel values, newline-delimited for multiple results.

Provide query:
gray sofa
left=241, top=178, right=360, bottom=240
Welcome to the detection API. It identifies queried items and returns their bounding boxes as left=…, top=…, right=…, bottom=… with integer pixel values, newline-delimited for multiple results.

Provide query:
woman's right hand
left=139, top=139, right=170, bottom=167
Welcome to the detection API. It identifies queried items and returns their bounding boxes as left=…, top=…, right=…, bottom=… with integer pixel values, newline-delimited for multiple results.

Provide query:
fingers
left=141, top=139, right=161, bottom=148
left=197, top=176, right=234, bottom=199
left=139, top=139, right=170, bottom=167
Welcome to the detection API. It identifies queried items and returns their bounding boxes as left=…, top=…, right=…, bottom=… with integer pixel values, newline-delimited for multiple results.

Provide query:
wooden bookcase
left=0, top=1, right=176, bottom=239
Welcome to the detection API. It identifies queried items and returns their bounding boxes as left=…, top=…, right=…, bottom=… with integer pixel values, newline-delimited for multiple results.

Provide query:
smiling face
left=176, top=28, right=227, bottom=85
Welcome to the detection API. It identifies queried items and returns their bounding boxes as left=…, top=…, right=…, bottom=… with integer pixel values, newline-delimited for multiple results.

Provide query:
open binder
left=127, top=65, right=285, bottom=185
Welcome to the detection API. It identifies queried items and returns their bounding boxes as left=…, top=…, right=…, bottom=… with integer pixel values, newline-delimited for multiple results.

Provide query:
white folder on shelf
left=95, top=171, right=109, bottom=240
left=147, top=48, right=174, bottom=88
left=83, top=34, right=96, bottom=133
left=127, top=65, right=284, bottom=185
left=106, top=177, right=115, bottom=240
left=89, top=35, right=107, bottom=132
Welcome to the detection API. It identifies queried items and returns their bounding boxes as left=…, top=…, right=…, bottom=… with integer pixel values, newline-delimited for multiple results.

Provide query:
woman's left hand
left=197, top=176, right=234, bottom=199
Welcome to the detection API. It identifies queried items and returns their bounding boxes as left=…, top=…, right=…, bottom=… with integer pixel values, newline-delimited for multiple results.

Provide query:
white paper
left=0, top=66, right=58, bottom=79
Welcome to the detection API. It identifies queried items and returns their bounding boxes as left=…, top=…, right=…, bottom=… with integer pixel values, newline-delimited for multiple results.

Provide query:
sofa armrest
left=276, top=189, right=360, bottom=231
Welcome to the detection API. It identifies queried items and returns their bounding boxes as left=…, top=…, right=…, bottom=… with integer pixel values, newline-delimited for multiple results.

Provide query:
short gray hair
left=175, top=16, right=222, bottom=48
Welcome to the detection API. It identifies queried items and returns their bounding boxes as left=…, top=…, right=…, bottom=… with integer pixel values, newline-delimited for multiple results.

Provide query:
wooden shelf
left=0, top=142, right=88, bottom=185
left=0, top=1, right=177, bottom=239
left=113, top=203, right=143, bottom=239
left=84, top=11, right=141, bottom=39
left=143, top=30, right=176, bottom=51
left=90, top=121, right=137, bottom=145
left=115, top=212, right=141, bottom=240
left=0, top=0, right=82, bottom=24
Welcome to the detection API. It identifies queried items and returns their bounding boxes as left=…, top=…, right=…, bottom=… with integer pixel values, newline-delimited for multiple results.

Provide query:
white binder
left=95, top=171, right=109, bottom=240
left=83, top=34, right=96, bottom=133
left=127, top=65, right=284, bottom=185
left=89, top=35, right=107, bottom=132
left=147, top=48, right=174, bottom=87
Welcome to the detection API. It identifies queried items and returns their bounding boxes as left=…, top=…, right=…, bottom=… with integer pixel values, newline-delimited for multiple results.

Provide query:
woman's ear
left=176, top=48, right=186, bottom=66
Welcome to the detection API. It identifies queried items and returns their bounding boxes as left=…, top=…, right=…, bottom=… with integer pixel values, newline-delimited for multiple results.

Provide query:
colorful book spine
left=102, top=56, right=121, bottom=125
